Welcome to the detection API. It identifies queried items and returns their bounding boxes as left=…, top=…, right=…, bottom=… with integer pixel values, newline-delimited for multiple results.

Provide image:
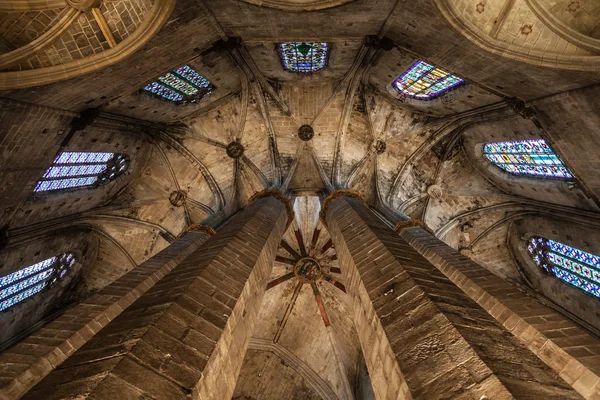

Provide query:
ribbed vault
left=1, top=0, right=600, bottom=397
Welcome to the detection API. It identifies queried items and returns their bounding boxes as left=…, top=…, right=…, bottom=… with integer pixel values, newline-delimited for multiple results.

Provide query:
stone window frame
left=385, top=60, right=470, bottom=106
left=510, top=227, right=600, bottom=334
left=277, top=42, right=331, bottom=74
left=525, top=235, right=600, bottom=299
left=30, top=151, right=130, bottom=198
left=0, top=251, right=79, bottom=313
left=142, top=65, right=215, bottom=105
left=473, top=142, right=576, bottom=190
left=482, top=139, right=574, bottom=180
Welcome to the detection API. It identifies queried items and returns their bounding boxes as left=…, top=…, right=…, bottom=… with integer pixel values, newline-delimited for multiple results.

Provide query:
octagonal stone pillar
left=321, top=190, right=580, bottom=399
left=21, top=191, right=292, bottom=400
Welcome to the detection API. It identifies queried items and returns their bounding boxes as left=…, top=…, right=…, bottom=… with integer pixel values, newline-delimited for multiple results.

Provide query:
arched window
left=144, top=65, right=213, bottom=104
left=0, top=253, right=76, bottom=311
left=279, top=42, right=329, bottom=73
left=34, top=152, right=128, bottom=192
left=483, top=139, right=573, bottom=179
left=393, top=60, right=464, bottom=99
left=528, top=237, right=600, bottom=298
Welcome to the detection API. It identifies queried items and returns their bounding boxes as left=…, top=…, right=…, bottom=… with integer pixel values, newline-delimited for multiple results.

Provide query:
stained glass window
left=279, top=42, right=329, bottom=73
left=144, top=65, right=213, bottom=104
left=483, top=139, right=573, bottom=179
left=393, top=60, right=464, bottom=99
left=528, top=237, right=600, bottom=299
left=0, top=253, right=76, bottom=311
left=34, top=152, right=128, bottom=193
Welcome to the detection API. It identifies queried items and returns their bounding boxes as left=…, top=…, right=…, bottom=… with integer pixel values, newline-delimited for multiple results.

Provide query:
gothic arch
left=434, top=0, right=600, bottom=71
left=236, top=0, right=356, bottom=12
left=525, top=0, right=600, bottom=53
left=434, top=202, right=600, bottom=240
left=386, top=102, right=513, bottom=209
left=508, top=215, right=600, bottom=332
left=0, top=1, right=67, bottom=12
left=0, top=0, right=176, bottom=89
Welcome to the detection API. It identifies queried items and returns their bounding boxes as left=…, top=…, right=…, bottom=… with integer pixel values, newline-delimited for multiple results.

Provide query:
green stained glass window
left=279, top=42, right=329, bottom=73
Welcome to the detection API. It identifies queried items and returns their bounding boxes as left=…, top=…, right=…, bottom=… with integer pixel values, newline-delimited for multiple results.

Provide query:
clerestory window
left=0, top=253, right=76, bottom=311
left=528, top=237, right=600, bottom=299
left=34, top=152, right=128, bottom=193
left=144, top=65, right=213, bottom=104
left=483, top=139, right=573, bottom=179
left=393, top=60, right=464, bottom=99
left=279, top=42, right=329, bottom=73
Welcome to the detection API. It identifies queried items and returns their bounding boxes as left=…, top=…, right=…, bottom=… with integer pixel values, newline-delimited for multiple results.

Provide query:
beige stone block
left=573, top=369, right=600, bottom=398
left=560, top=359, right=587, bottom=385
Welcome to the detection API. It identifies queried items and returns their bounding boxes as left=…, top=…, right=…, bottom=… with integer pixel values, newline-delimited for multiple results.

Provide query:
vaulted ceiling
left=1, top=0, right=600, bottom=397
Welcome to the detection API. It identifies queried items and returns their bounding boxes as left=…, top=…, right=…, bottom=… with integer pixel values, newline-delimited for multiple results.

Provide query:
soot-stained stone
left=169, top=190, right=187, bottom=207
left=226, top=141, right=245, bottom=159
left=298, top=125, right=315, bottom=141
left=374, top=139, right=387, bottom=154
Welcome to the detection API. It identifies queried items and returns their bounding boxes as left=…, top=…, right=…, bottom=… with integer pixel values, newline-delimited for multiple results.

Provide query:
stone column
left=322, top=191, right=580, bottom=399
left=21, top=191, right=292, bottom=400
left=399, top=223, right=600, bottom=399
left=0, top=226, right=213, bottom=400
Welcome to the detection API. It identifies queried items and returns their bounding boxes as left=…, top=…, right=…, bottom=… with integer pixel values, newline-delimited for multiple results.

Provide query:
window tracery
left=483, top=139, right=573, bottom=179
left=144, top=65, right=213, bottom=104
left=393, top=60, right=464, bottom=99
left=0, top=253, right=76, bottom=311
left=279, top=42, right=329, bottom=73
left=528, top=237, right=600, bottom=298
left=35, top=152, right=128, bottom=193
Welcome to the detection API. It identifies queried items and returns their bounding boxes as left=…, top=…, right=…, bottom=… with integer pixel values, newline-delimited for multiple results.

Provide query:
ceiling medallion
left=226, top=140, right=245, bottom=159
left=374, top=139, right=387, bottom=154
left=427, top=184, right=444, bottom=199
left=298, top=125, right=315, bottom=141
left=268, top=223, right=346, bottom=343
left=169, top=190, right=187, bottom=207
left=294, top=257, right=322, bottom=283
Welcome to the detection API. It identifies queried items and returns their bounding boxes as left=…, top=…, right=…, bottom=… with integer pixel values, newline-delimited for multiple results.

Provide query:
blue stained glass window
left=34, top=152, right=128, bottom=193
left=158, top=73, right=198, bottom=96
left=0, top=253, right=76, bottom=312
left=143, top=82, right=184, bottom=102
left=393, top=60, right=464, bottom=99
left=173, top=65, right=212, bottom=89
left=483, top=139, right=573, bottom=179
left=144, top=65, right=213, bottom=104
left=279, top=42, right=329, bottom=73
left=528, top=237, right=600, bottom=299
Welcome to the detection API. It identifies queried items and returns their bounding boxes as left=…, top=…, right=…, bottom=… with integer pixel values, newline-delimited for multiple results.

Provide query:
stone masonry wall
left=0, top=230, right=211, bottom=400
left=0, top=229, right=96, bottom=346
left=0, top=98, right=151, bottom=230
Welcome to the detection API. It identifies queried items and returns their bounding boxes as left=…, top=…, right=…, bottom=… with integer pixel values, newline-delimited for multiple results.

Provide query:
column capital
left=177, top=224, right=216, bottom=240
left=249, top=189, right=294, bottom=228
left=393, top=218, right=434, bottom=234
left=319, top=190, right=366, bottom=224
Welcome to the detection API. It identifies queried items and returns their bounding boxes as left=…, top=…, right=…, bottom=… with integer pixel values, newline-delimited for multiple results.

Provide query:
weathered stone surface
left=21, top=196, right=287, bottom=400
left=402, top=226, right=600, bottom=399
left=325, top=195, right=581, bottom=399
left=0, top=230, right=210, bottom=400
left=1, top=1, right=600, bottom=398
